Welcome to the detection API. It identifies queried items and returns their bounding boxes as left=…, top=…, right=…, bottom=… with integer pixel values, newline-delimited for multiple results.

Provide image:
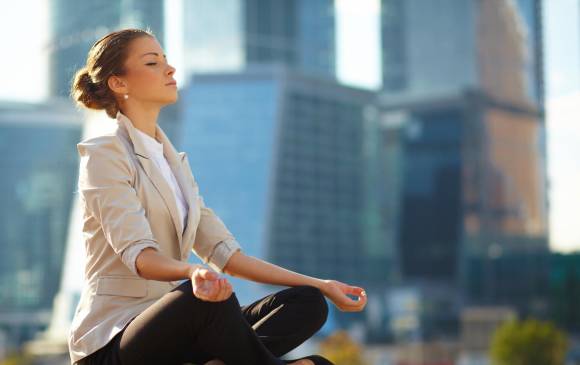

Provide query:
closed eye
left=146, top=63, right=157, bottom=66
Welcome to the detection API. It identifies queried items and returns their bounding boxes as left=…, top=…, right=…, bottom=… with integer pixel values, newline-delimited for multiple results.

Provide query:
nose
left=166, top=64, right=176, bottom=76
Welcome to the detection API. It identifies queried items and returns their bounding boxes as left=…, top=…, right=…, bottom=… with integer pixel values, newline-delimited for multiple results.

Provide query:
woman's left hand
left=319, top=279, right=367, bottom=312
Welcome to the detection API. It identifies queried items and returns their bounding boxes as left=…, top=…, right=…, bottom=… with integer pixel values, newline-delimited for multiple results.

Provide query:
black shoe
left=284, top=355, right=334, bottom=365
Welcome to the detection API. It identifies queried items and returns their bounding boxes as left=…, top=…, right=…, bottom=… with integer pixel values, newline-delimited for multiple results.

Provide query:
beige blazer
left=67, top=111, right=241, bottom=364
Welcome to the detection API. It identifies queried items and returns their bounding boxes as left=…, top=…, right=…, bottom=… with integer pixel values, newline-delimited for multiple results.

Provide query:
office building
left=0, top=100, right=82, bottom=352
left=380, top=0, right=544, bottom=108
left=183, top=0, right=336, bottom=79
left=378, top=88, right=549, bottom=334
left=176, top=65, right=378, bottom=316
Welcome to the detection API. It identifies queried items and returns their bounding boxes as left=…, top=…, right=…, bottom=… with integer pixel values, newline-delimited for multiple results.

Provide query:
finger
left=337, top=291, right=367, bottom=308
left=218, top=279, right=231, bottom=301
left=199, top=269, right=219, bottom=281
left=339, top=296, right=360, bottom=307
left=197, top=278, right=215, bottom=299
left=194, top=285, right=209, bottom=301
left=194, top=271, right=217, bottom=294
left=213, top=278, right=227, bottom=301
left=343, top=285, right=365, bottom=296
left=211, top=279, right=224, bottom=301
left=195, top=285, right=209, bottom=300
left=220, top=279, right=232, bottom=300
left=208, top=279, right=222, bottom=299
left=342, top=288, right=366, bottom=304
left=340, top=302, right=364, bottom=312
left=194, top=273, right=204, bottom=286
left=214, top=279, right=231, bottom=301
left=343, top=295, right=367, bottom=312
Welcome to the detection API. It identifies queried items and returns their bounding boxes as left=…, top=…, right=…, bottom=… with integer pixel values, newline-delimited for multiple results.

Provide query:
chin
left=162, top=94, right=179, bottom=106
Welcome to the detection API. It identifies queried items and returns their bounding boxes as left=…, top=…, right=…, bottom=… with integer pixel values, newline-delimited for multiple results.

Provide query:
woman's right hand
left=189, top=264, right=233, bottom=302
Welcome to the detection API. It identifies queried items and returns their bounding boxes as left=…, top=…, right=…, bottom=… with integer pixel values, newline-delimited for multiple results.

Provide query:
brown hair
left=70, top=28, right=155, bottom=118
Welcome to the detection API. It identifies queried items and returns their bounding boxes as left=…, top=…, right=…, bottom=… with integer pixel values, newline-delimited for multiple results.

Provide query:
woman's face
left=113, top=36, right=178, bottom=106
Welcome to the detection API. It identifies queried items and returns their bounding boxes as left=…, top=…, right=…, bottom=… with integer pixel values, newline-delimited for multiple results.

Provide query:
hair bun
left=80, top=72, right=96, bottom=92
left=70, top=67, right=113, bottom=113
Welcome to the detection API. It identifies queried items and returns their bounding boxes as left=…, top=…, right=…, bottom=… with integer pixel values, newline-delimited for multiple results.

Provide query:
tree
left=0, top=350, right=33, bottom=365
left=490, top=319, right=568, bottom=365
left=319, top=330, right=367, bottom=365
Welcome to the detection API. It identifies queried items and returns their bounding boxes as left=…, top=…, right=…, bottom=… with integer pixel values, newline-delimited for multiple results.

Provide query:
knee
left=213, top=291, right=240, bottom=309
left=171, top=280, right=243, bottom=327
left=294, top=286, right=329, bottom=329
left=173, top=279, right=195, bottom=305
left=202, top=291, right=242, bottom=320
left=204, top=292, right=246, bottom=328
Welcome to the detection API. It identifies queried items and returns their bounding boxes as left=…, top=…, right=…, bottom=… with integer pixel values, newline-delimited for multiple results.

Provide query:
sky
left=543, top=0, right=580, bottom=252
left=0, top=0, right=578, bottom=252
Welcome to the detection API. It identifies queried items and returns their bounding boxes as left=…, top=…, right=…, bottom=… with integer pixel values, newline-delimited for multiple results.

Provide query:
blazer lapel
left=155, top=128, right=201, bottom=251
left=116, top=111, right=186, bottom=249
left=174, top=151, right=201, bottom=253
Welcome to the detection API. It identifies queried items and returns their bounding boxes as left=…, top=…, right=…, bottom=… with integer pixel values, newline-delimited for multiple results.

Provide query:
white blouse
left=134, top=127, right=189, bottom=230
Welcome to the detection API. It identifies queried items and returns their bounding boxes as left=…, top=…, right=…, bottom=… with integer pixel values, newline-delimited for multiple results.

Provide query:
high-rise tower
left=183, top=0, right=336, bottom=79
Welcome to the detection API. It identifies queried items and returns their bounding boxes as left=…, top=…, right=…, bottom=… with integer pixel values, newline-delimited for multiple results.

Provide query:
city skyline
left=0, top=1, right=576, bottom=362
left=0, top=0, right=578, bottom=253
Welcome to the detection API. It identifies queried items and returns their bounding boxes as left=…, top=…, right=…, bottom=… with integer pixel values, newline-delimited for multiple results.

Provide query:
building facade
left=183, top=0, right=336, bottom=79
left=376, top=0, right=548, bottom=339
left=0, top=100, right=82, bottom=351
left=380, top=0, right=544, bottom=107
left=176, top=66, right=378, bottom=323
left=378, top=89, right=549, bottom=338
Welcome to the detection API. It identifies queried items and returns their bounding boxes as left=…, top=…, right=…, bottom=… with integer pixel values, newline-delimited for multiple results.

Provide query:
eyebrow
left=140, top=52, right=167, bottom=59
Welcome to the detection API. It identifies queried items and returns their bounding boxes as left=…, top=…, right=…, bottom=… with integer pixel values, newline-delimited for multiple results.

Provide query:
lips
left=166, top=81, right=177, bottom=86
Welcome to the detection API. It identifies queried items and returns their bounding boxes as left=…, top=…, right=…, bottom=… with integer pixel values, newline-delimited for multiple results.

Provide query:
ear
left=107, top=75, right=128, bottom=95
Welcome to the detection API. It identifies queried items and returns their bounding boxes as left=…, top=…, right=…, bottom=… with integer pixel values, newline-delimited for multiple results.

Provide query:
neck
left=120, top=103, right=161, bottom=140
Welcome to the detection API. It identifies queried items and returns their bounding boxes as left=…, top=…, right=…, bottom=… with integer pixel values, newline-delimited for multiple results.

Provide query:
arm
left=135, top=247, right=201, bottom=281
left=135, top=248, right=232, bottom=302
left=223, top=251, right=367, bottom=312
left=223, top=251, right=324, bottom=289
left=178, top=153, right=242, bottom=274
left=191, top=192, right=242, bottom=274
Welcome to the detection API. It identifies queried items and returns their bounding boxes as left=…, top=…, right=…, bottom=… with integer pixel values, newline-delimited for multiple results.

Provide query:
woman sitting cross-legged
left=68, top=28, right=367, bottom=365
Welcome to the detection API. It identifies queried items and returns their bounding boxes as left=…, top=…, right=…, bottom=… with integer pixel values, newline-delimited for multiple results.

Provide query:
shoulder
left=77, top=127, right=134, bottom=159
left=77, top=132, right=135, bottom=177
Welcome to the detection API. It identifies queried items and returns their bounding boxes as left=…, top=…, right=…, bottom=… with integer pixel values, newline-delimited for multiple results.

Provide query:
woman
left=68, top=28, right=367, bottom=365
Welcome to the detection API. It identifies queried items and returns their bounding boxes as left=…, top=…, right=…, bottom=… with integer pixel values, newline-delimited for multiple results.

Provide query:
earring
left=124, top=94, right=129, bottom=100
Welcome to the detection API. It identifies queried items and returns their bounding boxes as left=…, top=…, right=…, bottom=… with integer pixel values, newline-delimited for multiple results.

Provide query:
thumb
left=197, top=268, right=219, bottom=281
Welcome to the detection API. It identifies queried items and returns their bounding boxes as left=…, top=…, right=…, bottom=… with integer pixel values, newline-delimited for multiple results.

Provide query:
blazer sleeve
left=191, top=184, right=242, bottom=274
left=77, top=136, right=161, bottom=276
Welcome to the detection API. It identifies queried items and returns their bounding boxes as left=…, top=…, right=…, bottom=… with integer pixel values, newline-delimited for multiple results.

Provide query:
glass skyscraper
left=377, top=0, right=549, bottom=337
left=183, top=0, right=336, bottom=79
left=179, top=0, right=384, bottom=337
left=264, top=73, right=374, bottom=285
left=176, top=65, right=376, bottom=316
left=0, top=101, right=82, bottom=350
left=381, top=0, right=544, bottom=108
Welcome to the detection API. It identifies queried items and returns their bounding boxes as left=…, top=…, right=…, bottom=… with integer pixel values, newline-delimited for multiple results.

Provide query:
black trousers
left=77, top=280, right=329, bottom=365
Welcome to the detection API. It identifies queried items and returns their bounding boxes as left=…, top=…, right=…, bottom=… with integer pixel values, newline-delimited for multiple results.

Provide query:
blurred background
left=0, top=0, right=579, bottom=364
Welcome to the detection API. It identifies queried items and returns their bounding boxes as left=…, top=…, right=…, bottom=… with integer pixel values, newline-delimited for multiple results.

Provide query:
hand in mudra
left=320, top=279, right=367, bottom=312
left=190, top=266, right=233, bottom=302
